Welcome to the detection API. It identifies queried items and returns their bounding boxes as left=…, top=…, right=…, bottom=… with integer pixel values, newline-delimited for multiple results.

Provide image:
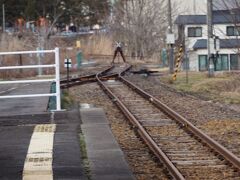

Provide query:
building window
left=199, top=55, right=208, bottom=71
left=188, top=27, right=202, bottom=37
left=230, top=54, right=239, bottom=70
left=226, top=26, right=240, bottom=36
left=214, top=54, right=228, bottom=71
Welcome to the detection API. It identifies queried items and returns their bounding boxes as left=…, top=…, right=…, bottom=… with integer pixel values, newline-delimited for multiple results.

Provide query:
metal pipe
left=0, top=50, right=55, bottom=56
left=0, top=48, right=61, bottom=111
left=0, top=79, right=55, bottom=84
left=0, top=93, right=56, bottom=99
left=55, top=47, right=61, bottom=111
left=0, top=64, right=56, bottom=70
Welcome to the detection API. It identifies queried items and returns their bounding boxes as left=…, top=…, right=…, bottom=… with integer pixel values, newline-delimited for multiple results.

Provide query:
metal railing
left=0, top=47, right=61, bottom=111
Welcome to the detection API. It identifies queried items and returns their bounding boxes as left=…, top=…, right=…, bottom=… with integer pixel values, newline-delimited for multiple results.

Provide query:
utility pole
left=168, top=0, right=174, bottom=74
left=2, top=4, right=5, bottom=33
left=207, top=0, right=214, bottom=77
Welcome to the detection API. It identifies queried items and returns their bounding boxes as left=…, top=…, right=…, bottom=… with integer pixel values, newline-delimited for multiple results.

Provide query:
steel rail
left=60, top=74, right=96, bottom=84
left=60, top=65, right=114, bottom=89
left=60, top=64, right=132, bottom=89
left=60, top=74, right=97, bottom=89
left=99, top=64, right=131, bottom=79
left=96, top=67, right=185, bottom=180
left=61, top=78, right=96, bottom=89
left=119, top=75, right=240, bottom=170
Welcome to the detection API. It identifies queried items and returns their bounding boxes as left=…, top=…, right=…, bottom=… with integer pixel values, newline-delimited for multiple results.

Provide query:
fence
left=0, top=47, right=61, bottom=111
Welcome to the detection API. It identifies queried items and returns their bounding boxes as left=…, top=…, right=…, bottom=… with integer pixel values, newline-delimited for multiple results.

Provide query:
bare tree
left=111, top=0, right=168, bottom=60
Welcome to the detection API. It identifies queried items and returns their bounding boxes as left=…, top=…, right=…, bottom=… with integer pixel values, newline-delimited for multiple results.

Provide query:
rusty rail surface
left=60, top=65, right=114, bottom=89
left=61, top=64, right=240, bottom=178
left=118, top=74, right=240, bottom=170
left=60, top=63, right=132, bottom=89
left=97, top=65, right=240, bottom=179
left=60, top=65, right=131, bottom=89
left=96, top=66, right=185, bottom=180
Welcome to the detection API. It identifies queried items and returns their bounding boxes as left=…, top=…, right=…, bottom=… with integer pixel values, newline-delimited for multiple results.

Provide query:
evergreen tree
left=25, top=0, right=36, bottom=21
left=0, top=0, right=27, bottom=26
left=0, top=0, right=110, bottom=27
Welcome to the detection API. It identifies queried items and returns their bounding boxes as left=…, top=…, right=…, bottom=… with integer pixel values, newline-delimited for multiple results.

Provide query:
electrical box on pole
left=215, top=36, right=220, bottom=52
left=166, top=34, right=175, bottom=45
left=209, top=38, right=214, bottom=54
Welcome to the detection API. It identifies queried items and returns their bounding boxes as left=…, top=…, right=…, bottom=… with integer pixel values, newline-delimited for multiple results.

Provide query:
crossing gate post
left=172, top=44, right=183, bottom=81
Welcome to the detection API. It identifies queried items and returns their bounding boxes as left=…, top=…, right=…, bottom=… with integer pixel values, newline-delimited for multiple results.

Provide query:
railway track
left=60, top=65, right=113, bottom=89
left=95, top=65, right=240, bottom=179
left=60, top=64, right=130, bottom=88
left=63, top=64, right=240, bottom=179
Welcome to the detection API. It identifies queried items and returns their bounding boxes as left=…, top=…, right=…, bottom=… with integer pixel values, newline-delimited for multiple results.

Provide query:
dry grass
left=80, top=35, right=161, bottom=64
left=0, top=34, right=57, bottom=79
left=0, top=34, right=34, bottom=79
left=81, top=35, right=113, bottom=61
left=161, top=72, right=240, bottom=104
left=0, top=34, right=163, bottom=78
left=0, top=34, right=114, bottom=79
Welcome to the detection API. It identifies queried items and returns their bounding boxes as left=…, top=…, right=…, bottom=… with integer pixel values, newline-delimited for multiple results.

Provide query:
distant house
left=175, top=10, right=240, bottom=71
left=171, top=0, right=207, bottom=15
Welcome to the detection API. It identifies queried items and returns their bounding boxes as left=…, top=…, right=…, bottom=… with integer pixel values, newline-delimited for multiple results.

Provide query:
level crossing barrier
left=0, top=47, right=61, bottom=111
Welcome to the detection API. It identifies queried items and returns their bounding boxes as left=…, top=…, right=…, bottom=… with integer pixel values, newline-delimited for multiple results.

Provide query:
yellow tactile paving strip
left=22, top=124, right=56, bottom=180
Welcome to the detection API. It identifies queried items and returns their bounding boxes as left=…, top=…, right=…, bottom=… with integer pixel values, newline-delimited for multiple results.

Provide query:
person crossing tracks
left=112, top=41, right=126, bottom=64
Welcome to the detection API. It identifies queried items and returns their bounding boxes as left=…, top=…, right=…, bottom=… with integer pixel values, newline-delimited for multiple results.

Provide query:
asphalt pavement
left=0, top=83, right=51, bottom=116
left=0, top=82, right=134, bottom=179
left=0, top=83, right=86, bottom=179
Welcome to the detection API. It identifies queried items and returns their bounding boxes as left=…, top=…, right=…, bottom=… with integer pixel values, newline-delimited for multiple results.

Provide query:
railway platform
left=80, top=107, right=135, bottom=180
left=0, top=83, right=134, bottom=179
left=0, top=110, right=86, bottom=179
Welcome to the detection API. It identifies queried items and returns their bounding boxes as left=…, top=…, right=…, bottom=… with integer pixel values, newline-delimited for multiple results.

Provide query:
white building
left=175, top=10, right=240, bottom=71
left=171, top=0, right=237, bottom=15
left=171, top=0, right=207, bottom=15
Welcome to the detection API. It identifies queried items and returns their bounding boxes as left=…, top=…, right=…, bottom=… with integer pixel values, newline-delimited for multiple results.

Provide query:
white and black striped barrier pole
left=64, top=58, right=72, bottom=89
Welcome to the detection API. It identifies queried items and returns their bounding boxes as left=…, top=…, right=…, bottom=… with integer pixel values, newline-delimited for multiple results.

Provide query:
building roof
left=213, top=0, right=239, bottom=10
left=193, top=39, right=240, bottom=50
left=175, top=10, right=240, bottom=25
